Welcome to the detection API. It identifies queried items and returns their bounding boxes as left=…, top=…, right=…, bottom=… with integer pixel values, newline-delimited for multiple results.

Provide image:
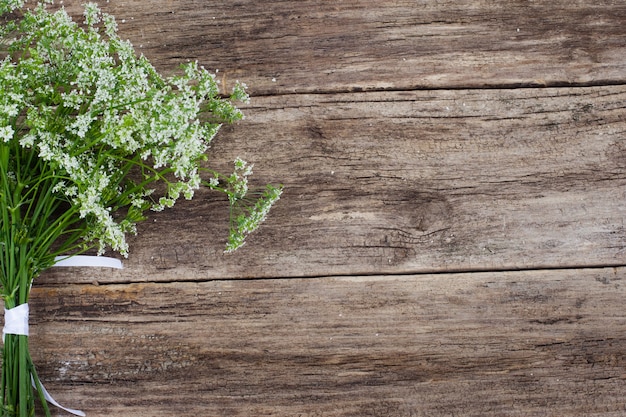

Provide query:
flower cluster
left=0, top=0, right=21, bottom=15
left=0, top=2, right=281, bottom=258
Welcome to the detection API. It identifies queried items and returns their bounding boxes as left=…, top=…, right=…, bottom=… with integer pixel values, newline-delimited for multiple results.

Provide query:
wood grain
left=7, top=2, right=626, bottom=416
left=40, top=86, right=626, bottom=284
left=28, top=267, right=626, bottom=416
left=52, top=0, right=626, bottom=95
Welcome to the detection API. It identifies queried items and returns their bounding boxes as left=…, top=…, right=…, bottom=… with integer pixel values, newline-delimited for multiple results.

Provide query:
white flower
left=69, top=113, right=94, bottom=138
left=0, top=126, right=14, bottom=142
left=83, top=3, right=102, bottom=27
left=51, top=181, right=67, bottom=194
left=61, top=90, right=85, bottom=110
left=1, top=103, right=19, bottom=118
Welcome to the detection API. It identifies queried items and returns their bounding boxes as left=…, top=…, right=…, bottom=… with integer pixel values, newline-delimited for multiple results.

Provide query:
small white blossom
left=0, top=126, right=14, bottom=142
left=2, top=103, right=19, bottom=118
left=83, top=3, right=102, bottom=27
left=51, top=181, right=67, bottom=194
left=69, top=113, right=94, bottom=138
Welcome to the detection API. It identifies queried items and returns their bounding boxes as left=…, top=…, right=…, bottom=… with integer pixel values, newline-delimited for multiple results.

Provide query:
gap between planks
left=49, top=263, right=626, bottom=288
left=248, top=80, right=626, bottom=98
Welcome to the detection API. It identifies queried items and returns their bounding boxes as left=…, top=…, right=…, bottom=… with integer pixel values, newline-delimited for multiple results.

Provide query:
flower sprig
left=205, top=158, right=282, bottom=252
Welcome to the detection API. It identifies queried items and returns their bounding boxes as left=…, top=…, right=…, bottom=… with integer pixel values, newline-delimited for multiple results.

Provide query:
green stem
left=0, top=231, right=50, bottom=417
left=18, top=336, right=28, bottom=417
left=30, top=365, right=50, bottom=417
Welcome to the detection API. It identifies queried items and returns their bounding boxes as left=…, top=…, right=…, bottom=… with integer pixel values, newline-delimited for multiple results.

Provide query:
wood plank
left=41, top=86, right=626, bottom=284
left=28, top=267, right=626, bottom=416
left=52, top=0, right=626, bottom=94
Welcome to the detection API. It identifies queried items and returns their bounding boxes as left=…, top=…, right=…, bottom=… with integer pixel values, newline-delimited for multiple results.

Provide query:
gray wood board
left=30, top=267, right=626, bottom=416
left=41, top=86, right=626, bottom=284
left=52, top=0, right=626, bottom=94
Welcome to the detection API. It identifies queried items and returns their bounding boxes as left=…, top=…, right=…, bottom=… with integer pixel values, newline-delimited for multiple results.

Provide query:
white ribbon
left=54, top=255, right=123, bottom=269
left=3, top=303, right=29, bottom=339
left=2, top=255, right=123, bottom=417
left=3, top=305, right=86, bottom=417
left=33, top=376, right=87, bottom=417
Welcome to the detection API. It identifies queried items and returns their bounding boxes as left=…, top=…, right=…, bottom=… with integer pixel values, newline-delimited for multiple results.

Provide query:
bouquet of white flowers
left=0, top=1, right=281, bottom=415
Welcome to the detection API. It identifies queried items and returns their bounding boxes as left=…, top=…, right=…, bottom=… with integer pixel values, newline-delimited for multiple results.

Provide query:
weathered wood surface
left=54, top=0, right=626, bottom=95
left=12, top=0, right=626, bottom=416
left=30, top=267, right=626, bottom=416
left=42, top=86, right=626, bottom=284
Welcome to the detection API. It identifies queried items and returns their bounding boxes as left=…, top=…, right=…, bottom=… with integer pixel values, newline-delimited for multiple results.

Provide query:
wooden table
left=34, top=1, right=626, bottom=415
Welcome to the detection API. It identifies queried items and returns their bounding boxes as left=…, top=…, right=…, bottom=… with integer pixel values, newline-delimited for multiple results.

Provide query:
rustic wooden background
left=28, top=1, right=626, bottom=415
